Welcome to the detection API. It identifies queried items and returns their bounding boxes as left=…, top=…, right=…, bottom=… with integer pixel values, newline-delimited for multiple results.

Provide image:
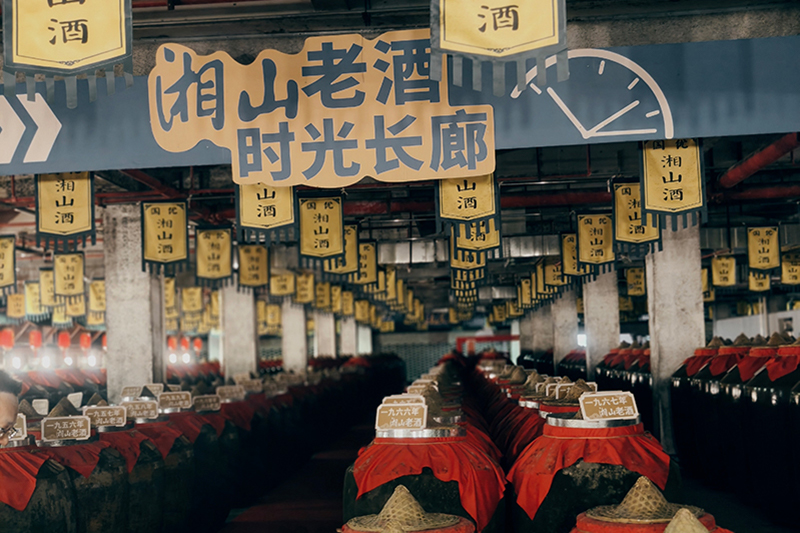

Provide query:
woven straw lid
left=732, top=333, right=751, bottom=347
left=706, top=337, right=725, bottom=349
left=505, top=366, right=528, bottom=384
left=663, top=508, right=709, bottom=533
left=586, top=477, right=703, bottom=524
left=347, top=485, right=460, bottom=532
left=547, top=379, right=593, bottom=405
left=524, top=371, right=543, bottom=388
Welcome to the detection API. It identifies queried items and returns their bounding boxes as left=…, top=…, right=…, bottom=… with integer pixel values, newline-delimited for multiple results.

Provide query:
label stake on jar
left=158, top=391, right=192, bottom=411
left=375, top=403, right=427, bottom=431
left=9, top=413, right=27, bottom=441
left=193, top=395, right=221, bottom=412
left=216, top=385, right=246, bottom=402
left=41, top=416, right=91, bottom=442
left=122, top=400, right=159, bottom=421
left=83, top=406, right=127, bottom=428
left=579, top=391, right=639, bottom=421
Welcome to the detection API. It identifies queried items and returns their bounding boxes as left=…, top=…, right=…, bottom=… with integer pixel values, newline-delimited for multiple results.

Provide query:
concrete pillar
left=552, top=290, right=578, bottom=366
left=510, top=320, right=521, bottom=363
left=532, top=305, right=554, bottom=353
left=357, top=325, right=373, bottom=355
left=519, top=313, right=534, bottom=352
left=340, top=316, right=358, bottom=356
left=583, top=271, right=621, bottom=379
left=313, top=311, right=336, bottom=357
left=646, top=225, right=705, bottom=453
left=104, top=204, right=164, bottom=403
left=282, top=300, right=308, bottom=372
left=219, top=285, right=257, bottom=379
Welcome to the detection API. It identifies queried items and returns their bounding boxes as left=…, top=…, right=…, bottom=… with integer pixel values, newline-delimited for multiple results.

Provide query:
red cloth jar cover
left=0, top=448, right=49, bottom=511
left=507, top=423, right=670, bottom=521
left=570, top=512, right=732, bottom=533
left=135, top=423, right=183, bottom=459
left=33, top=440, right=111, bottom=478
left=506, top=413, right=546, bottom=466
left=466, top=425, right=503, bottom=465
left=54, top=369, right=87, bottom=387
left=25, top=371, right=63, bottom=389
left=736, top=347, right=778, bottom=382
left=98, top=430, right=150, bottom=473
left=765, top=346, right=800, bottom=381
left=200, top=413, right=227, bottom=437
left=343, top=516, right=476, bottom=533
left=168, top=411, right=213, bottom=443
left=352, top=437, right=506, bottom=532
left=707, top=347, right=749, bottom=377
left=683, top=348, right=718, bottom=377
left=220, top=400, right=256, bottom=431
left=539, top=404, right=581, bottom=416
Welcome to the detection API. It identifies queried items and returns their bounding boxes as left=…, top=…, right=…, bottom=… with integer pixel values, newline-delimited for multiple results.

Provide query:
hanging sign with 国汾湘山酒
left=2, top=0, right=133, bottom=106
left=330, top=285, right=343, bottom=314
left=298, top=197, right=344, bottom=268
left=430, top=0, right=568, bottom=93
left=66, top=294, right=85, bottom=317
left=236, top=185, right=296, bottom=244
left=270, top=272, right=295, bottom=298
left=148, top=30, right=494, bottom=187
left=535, top=260, right=555, bottom=298
left=341, top=290, right=355, bottom=316
left=325, top=225, right=359, bottom=277
left=294, top=273, right=314, bottom=305
left=6, top=293, right=25, bottom=321
left=141, top=201, right=189, bottom=275
left=437, top=175, right=500, bottom=249
left=781, top=253, right=800, bottom=285
left=39, top=268, right=55, bottom=308
left=54, top=252, right=84, bottom=304
left=544, top=259, right=567, bottom=287
left=355, top=243, right=378, bottom=285
left=181, top=287, right=204, bottom=314
left=711, top=256, right=736, bottom=287
left=315, top=281, right=331, bottom=311
left=613, top=181, right=660, bottom=255
left=749, top=271, right=770, bottom=292
left=701, top=268, right=715, bottom=302
left=626, top=268, right=646, bottom=296
left=89, top=279, right=105, bottom=312
left=237, top=245, right=269, bottom=290
left=449, top=231, right=487, bottom=284
left=641, top=139, right=705, bottom=229
left=196, top=227, right=233, bottom=287
left=25, top=281, right=48, bottom=321
left=747, top=227, right=780, bottom=271
left=560, top=233, right=591, bottom=278
left=0, top=237, right=16, bottom=296
left=576, top=215, right=615, bottom=272
left=35, top=172, right=95, bottom=250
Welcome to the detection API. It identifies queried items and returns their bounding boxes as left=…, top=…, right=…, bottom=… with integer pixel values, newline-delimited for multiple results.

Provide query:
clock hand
left=587, top=100, right=640, bottom=136
left=546, top=88, right=589, bottom=139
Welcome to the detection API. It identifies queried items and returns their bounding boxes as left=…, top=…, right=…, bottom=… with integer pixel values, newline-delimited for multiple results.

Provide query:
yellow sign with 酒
left=749, top=271, right=770, bottom=292
left=54, top=253, right=84, bottom=298
left=577, top=215, right=615, bottom=266
left=781, top=253, right=800, bottom=285
left=642, top=139, right=703, bottom=214
left=449, top=232, right=486, bottom=271
left=142, top=202, right=188, bottom=268
left=614, top=183, right=659, bottom=244
left=0, top=237, right=16, bottom=292
left=39, top=268, right=55, bottom=308
left=25, top=282, right=44, bottom=317
left=357, top=243, right=378, bottom=285
left=455, top=218, right=500, bottom=251
left=238, top=245, right=269, bottom=287
left=270, top=273, right=295, bottom=297
left=181, top=287, right=204, bottom=313
left=6, top=294, right=25, bottom=320
left=299, top=198, right=344, bottom=260
left=295, top=273, right=315, bottom=304
left=237, top=185, right=295, bottom=235
left=341, top=291, right=355, bottom=316
left=561, top=233, right=590, bottom=277
left=326, top=225, right=359, bottom=274
left=711, top=256, right=736, bottom=287
left=196, top=228, right=233, bottom=282
left=89, top=280, right=106, bottom=312
left=544, top=261, right=567, bottom=287
left=439, top=175, right=495, bottom=222
left=36, top=173, right=93, bottom=241
left=626, top=268, right=646, bottom=296
left=747, top=227, right=780, bottom=270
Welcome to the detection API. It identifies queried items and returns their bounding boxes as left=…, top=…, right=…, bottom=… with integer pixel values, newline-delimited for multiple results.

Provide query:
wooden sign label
left=579, top=391, right=639, bottom=421
left=158, top=391, right=192, bottom=411
left=41, top=416, right=91, bottom=442
left=32, top=399, right=49, bottom=416
left=241, top=380, right=263, bottom=394
left=555, top=383, right=574, bottom=400
left=121, top=386, right=143, bottom=399
left=122, top=400, right=159, bottom=420
left=233, top=373, right=251, bottom=385
left=406, top=385, right=430, bottom=395
left=83, top=406, right=127, bottom=428
left=216, top=385, right=246, bottom=401
left=382, top=395, right=426, bottom=405
left=144, top=384, right=165, bottom=396
left=535, top=383, right=548, bottom=393
left=166, top=384, right=182, bottom=392
left=193, top=395, right=222, bottom=412
left=546, top=383, right=559, bottom=397
left=375, top=403, right=427, bottom=431
left=9, top=413, right=27, bottom=441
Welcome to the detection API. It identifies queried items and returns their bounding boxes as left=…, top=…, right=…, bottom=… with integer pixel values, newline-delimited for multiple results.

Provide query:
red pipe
left=718, top=133, right=800, bottom=188
left=722, top=185, right=800, bottom=202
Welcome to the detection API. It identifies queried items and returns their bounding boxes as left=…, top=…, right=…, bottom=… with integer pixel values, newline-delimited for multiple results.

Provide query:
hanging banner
left=66, top=294, right=86, bottom=318
left=237, top=245, right=269, bottom=290
left=6, top=293, right=25, bottom=321
left=701, top=268, right=715, bottom=302
left=747, top=227, right=780, bottom=271
left=2, top=0, right=133, bottom=106
left=164, top=277, right=176, bottom=313
left=270, top=273, right=296, bottom=297
left=141, top=201, right=189, bottom=275
left=266, top=303, right=282, bottom=327
left=749, top=271, right=770, bottom=292
left=195, top=227, right=233, bottom=287
left=711, top=256, right=736, bottom=287
left=430, top=0, right=568, bottom=92
left=781, top=253, right=800, bottom=285
left=449, top=232, right=487, bottom=281
left=535, top=260, right=556, bottom=298
left=437, top=175, right=498, bottom=240
left=325, top=224, right=359, bottom=276
left=295, top=273, right=314, bottom=305
left=181, top=287, right=204, bottom=314
left=455, top=218, right=502, bottom=258
left=385, top=266, right=398, bottom=303
left=518, top=277, right=533, bottom=308
left=54, top=252, right=84, bottom=304
left=393, top=278, right=406, bottom=312
left=507, top=300, right=523, bottom=318
left=39, top=268, right=55, bottom=308
left=341, top=291, right=355, bottom=316
left=52, top=304, right=71, bottom=328
left=576, top=215, right=615, bottom=271
left=355, top=300, right=370, bottom=324
left=613, top=181, right=660, bottom=255
left=88, top=279, right=105, bottom=313
left=256, top=300, right=268, bottom=336
left=641, top=139, right=705, bottom=229
left=626, top=268, right=646, bottom=296
left=561, top=233, right=591, bottom=278
left=356, top=243, right=378, bottom=285
left=209, top=291, right=220, bottom=320
left=0, top=237, right=16, bottom=296
left=315, top=282, right=332, bottom=311
left=493, top=304, right=507, bottom=323
left=331, top=285, right=343, bottom=314
left=236, top=185, right=296, bottom=244
left=86, top=311, right=105, bottom=327
left=25, top=281, right=48, bottom=321
left=544, top=260, right=567, bottom=287
left=35, top=172, right=95, bottom=250
left=298, top=197, right=345, bottom=267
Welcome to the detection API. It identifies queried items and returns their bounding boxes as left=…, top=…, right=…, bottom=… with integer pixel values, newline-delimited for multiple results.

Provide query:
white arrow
left=0, top=97, right=26, bottom=165
left=18, top=94, right=62, bottom=163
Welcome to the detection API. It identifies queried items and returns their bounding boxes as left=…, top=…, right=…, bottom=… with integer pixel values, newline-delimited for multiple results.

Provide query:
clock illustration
left=510, top=49, right=674, bottom=141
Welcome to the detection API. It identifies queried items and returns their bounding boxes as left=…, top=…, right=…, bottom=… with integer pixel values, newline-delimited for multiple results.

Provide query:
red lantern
left=167, top=336, right=178, bottom=352
left=29, top=330, right=42, bottom=350
left=79, top=332, right=92, bottom=351
left=180, top=337, right=190, bottom=352
left=102, top=334, right=107, bottom=350
left=57, top=331, right=71, bottom=350
left=192, top=338, right=203, bottom=354
left=0, top=329, right=14, bottom=351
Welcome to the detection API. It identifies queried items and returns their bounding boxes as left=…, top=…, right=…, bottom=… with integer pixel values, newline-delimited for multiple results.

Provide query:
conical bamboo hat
left=347, top=485, right=461, bottom=532
left=663, top=508, right=709, bottom=533
left=586, top=477, right=702, bottom=523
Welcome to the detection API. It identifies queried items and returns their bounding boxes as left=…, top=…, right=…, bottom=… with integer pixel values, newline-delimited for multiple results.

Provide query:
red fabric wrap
left=343, top=516, right=476, bottom=533
left=707, top=348, right=748, bottom=377
left=220, top=401, right=256, bottom=431
left=26, top=371, right=63, bottom=389
left=168, top=411, right=211, bottom=443
left=273, top=392, right=294, bottom=408
left=54, top=369, right=86, bottom=387
left=683, top=356, right=714, bottom=377
left=736, top=355, right=773, bottom=383
left=200, top=413, right=227, bottom=437
left=352, top=437, right=506, bottom=532
left=34, top=440, right=110, bottom=478
left=99, top=430, right=149, bottom=473
left=539, top=404, right=580, bottom=415
left=135, top=423, right=183, bottom=459
left=506, top=414, right=546, bottom=466
left=765, top=352, right=800, bottom=382
left=466, top=425, right=503, bottom=465
left=507, top=423, right=670, bottom=521
left=247, top=394, right=274, bottom=416
left=0, top=448, right=49, bottom=511
left=570, top=512, right=720, bottom=532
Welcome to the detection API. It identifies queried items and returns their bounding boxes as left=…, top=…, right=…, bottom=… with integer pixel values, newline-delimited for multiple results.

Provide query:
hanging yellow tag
left=385, top=266, right=398, bottom=302
left=619, top=296, right=634, bottom=312
left=544, top=260, right=567, bottom=287
left=356, top=243, right=378, bottom=285
left=315, top=282, right=332, bottom=311
left=88, top=280, right=106, bottom=313
left=341, top=291, right=355, bottom=316
left=536, top=261, right=555, bottom=296
left=395, top=279, right=405, bottom=310
left=449, top=308, right=459, bottom=325
left=331, top=285, right=343, bottom=314
left=164, top=277, right=176, bottom=310
left=54, top=253, right=85, bottom=301
left=449, top=231, right=486, bottom=271
left=270, top=272, right=296, bottom=297
left=507, top=300, right=523, bottom=318
left=25, top=282, right=44, bottom=318
left=87, top=311, right=105, bottom=327
left=0, top=236, right=16, bottom=294
left=561, top=233, right=590, bottom=277
left=355, top=300, right=370, bottom=323
left=781, top=253, right=800, bottom=285
left=577, top=215, right=615, bottom=266
left=238, top=245, right=269, bottom=288
left=625, top=268, right=646, bottom=296
left=519, top=278, right=533, bottom=308
left=438, top=175, right=496, bottom=222
left=325, top=225, right=359, bottom=274
left=142, top=202, right=188, bottom=273
left=66, top=295, right=86, bottom=317
left=266, top=303, right=282, bottom=327
left=299, top=198, right=344, bottom=261
left=455, top=218, right=500, bottom=252
left=711, top=256, right=736, bottom=287
left=747, top=227, right=780, bottom=271
left=39, top=268, right=55, bottom=308
left=52, top=304, right=69, bottom=326
left=196, top=228, right=233, bottom=284
left=36, top=172, right=94, bottom=248
left=613, top=182, right=659, bottom=244
left=295, top=273, right=315, bottom=304
left=209, top=290, right=220, bottom=319
left=642, top=139, right=704, bottom=215
left=6, top=293, right=25, bottom=320
left=237, top=185, right=295, bottom=241
left=749, top=271, right=770, bottom=292
left=493, top=304, right=507, bottom=323
left=181, top=287, right=204, bottom=314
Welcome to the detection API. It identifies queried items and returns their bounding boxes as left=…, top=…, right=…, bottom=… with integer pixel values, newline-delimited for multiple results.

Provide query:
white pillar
left=510, top=320, right=521, bottom=363
left=340, top=317, right=358, bottom=356
left=104, top=204, right=164, bottom=403
left=531, top=305, right=554, bottom=353
left=282, top=300, right=308, bottom=372
left=646, top=225, right=705, bottom=453
left=552, top=291, right=578, bottom=366
left=357, top=325, right=373, bottom=355
left=313, top=311, right=336, bottom=357
left=583, top=271, right=621, bottom=379
left=519, top=313, right=534, bottom=352
left=220, top=285, right=257, bottom=379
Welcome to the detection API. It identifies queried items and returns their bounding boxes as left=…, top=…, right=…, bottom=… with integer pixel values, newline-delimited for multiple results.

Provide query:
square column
left=220, top=285, right=258, bottom=379
left=583, top=271, right=621, bottom=379
left=313, top=311, right=336, bottom=357
left=357, top=325, right=373, bottom=355
left=552, top=290, right=578, bottom=366
left=646, top=224, right=705, bottom=453
left=340, top=316, right=358, bottom=356
left=531, top=305, right=554, bottom=354
left=519, top=313, right=534, bottom=352
left=104, top=204, right=164, bottom=403
left=510, top=320, right=521, bottom=363
left=282, top=300, right=308, bottom=372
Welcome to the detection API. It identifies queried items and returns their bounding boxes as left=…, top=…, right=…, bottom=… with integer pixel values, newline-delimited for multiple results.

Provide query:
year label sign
left=83, top=406, right=127, bottom=428
left=579, top=391, right=639, bottom=421
left=122, top=400, right=159, bottom=421
left=41, top=416, right=91, bottom=442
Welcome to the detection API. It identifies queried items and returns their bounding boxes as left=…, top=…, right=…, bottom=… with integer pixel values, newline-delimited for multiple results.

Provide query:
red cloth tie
left=136, top=423, right=183, bottom=459
left=34, top=440, right=110, bottom=478
left=99, top=431, right=150, bottom=473
left=200, top=413, right=227, bottom=437
left=220, top=401, right=256, bottom=431
left=168, top=411, right=211, bottom=443
left=0, top=448, right=49, bottom=511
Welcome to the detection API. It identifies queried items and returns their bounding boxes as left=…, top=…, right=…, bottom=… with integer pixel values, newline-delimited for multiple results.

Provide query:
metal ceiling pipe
left=718, top=132, right=800, bottom=189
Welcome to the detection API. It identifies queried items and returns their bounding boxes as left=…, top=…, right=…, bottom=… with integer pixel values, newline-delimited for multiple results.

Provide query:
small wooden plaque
left=193, top=395, right=222, bottom=412
left=216, top=385, right=246, bottom=401
left=382, top=395, right=426, bottom=405
left=375, top=403, right=427, bottom=431
left=555, top=383, right=574, bottom=400
left=241, top=380, right=263, bottom=394
left=122, top=400, right=159, bottom=421
left=32, top=399, right=49, bottom=416
left=120, top=386, right=143, bottom=399
left=84, top=406, right=127, bottom=428
left=166, top=384, right=182, bottom=392
left=9, top=413, right=27, bottom=441
left=41, top=416, right=91, bottom=442
left=406, top=385, right=429, bottom=395
left=545, top=383, right=559, bottom=397
left=158, top=391, right=192, bottom=411
left=579, top=391, right=639, bottom=421
left=144, top=384, right=165, bottom=396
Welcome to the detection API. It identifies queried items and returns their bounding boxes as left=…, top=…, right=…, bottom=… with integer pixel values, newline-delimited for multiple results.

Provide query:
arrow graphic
left=0, top=97, right=25, bottom=165
left=17, top=94, right=62, bottom=163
